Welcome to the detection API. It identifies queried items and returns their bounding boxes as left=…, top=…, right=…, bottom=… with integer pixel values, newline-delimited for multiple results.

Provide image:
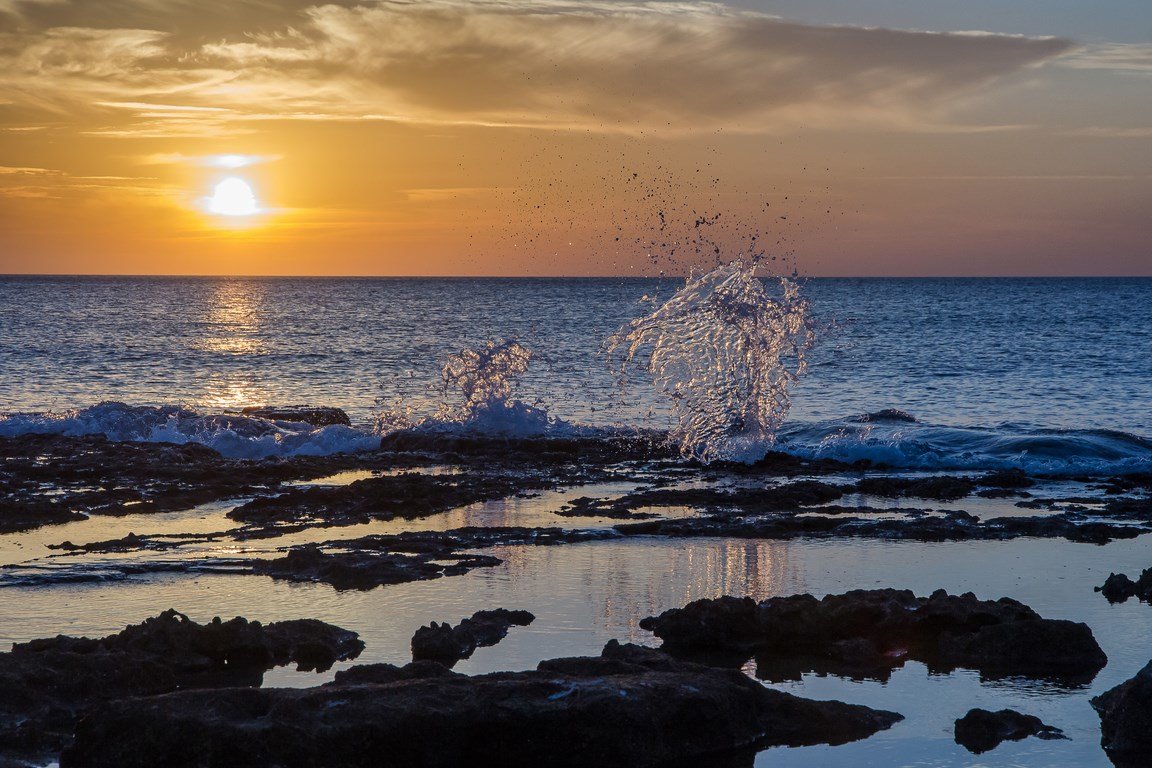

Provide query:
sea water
left=1, top=275, right=1150, bottom=471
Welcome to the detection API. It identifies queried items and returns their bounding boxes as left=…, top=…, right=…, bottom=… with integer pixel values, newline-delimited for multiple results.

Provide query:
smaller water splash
left=377, top=339, right=557, bottom=437
left=606, top=260, right=816, bottom=463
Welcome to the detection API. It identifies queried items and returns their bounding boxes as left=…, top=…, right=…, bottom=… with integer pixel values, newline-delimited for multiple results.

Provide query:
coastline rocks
left=953, top=708, right=1065, bottom=754
left=411, top=608, right=535, bottom=666
left=640, top=589, right=1107, bottom=683
left=61, top=641, right=903, bottom=768
left=0, top=610, right=362, bottom=763
left=240, top=406, right=351, bottom=426
left=1096, top=569, right=1152, bottom=604
left=1092, top=660, right=1152, bottom=767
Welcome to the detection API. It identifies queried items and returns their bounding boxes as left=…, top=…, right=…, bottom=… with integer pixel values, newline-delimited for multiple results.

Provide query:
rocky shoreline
left=2, top=431, right=1152, bottom=766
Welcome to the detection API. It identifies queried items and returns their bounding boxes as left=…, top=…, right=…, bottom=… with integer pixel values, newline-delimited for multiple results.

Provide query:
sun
left=207, top=177, right=260, bottom=217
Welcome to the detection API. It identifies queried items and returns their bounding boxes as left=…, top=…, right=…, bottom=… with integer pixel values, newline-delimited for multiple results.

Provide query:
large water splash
left=606, top=260, right=816, bottom=462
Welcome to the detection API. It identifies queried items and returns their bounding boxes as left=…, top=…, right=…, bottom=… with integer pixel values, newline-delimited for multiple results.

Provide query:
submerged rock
left=61, top=641, right=902, bottom=768
left=411, top=608, right=535, bottom=666
left=1092, top=660, right=1152, bottom=767
left=953, top=708, right=1065, bottom=754
left=640, top=589, right=1107, bottom=684
left=0, top=610, right=362, bottom=764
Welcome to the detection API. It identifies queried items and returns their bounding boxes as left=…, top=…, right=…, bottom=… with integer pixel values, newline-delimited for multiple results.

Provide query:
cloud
left=0, top=0, right=1077, bottom=134
left=1059, top=43, right=1152, bottom=72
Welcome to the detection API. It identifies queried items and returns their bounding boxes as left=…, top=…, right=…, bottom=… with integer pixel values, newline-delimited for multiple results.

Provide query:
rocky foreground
left=60, top=642, right=901, bottom=768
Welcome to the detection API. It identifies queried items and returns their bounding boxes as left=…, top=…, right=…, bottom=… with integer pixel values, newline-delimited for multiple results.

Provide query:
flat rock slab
left=61, top=642, right=902, bottom=768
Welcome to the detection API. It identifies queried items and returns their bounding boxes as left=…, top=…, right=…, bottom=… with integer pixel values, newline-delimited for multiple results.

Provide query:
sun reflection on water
left=196, top=281, right=269, bottom=356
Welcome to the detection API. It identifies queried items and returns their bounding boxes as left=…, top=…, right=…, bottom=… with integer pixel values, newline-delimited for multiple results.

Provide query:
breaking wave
left=778, top=417, right=1152, bottom=476
left=0, top=402, right=380, bottom=460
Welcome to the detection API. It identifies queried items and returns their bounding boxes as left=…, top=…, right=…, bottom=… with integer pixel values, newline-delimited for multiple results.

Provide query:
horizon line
left=2, top=273, right=1151, bottom=280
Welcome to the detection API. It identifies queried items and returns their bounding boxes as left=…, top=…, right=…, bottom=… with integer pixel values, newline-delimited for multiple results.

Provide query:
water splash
left=606, top=260, right=815, bottom=462
left=376, top=339, right=556, bottom=437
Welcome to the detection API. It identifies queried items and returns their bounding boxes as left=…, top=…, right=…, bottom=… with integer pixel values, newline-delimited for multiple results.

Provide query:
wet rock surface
left=411, top=608, right=535, bottom=666
left=640, top=589, right=1107, bottom=684
left=954, top=708, right=1066, bottom=754
left=1092, top=660, right=1152, bottom=768
left=61, top=641, right=902, bottom=768
left=0, top=610, right=362, bottom=764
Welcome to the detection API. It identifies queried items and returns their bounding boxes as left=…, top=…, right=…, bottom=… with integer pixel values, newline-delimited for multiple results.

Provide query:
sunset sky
left=0, top=0, right=1149, bottom=276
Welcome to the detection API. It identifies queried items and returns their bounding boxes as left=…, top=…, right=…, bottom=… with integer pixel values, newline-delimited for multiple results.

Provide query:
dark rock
left=977, top=469, right=1035, bottom=489
left=857, top=409, right=918, bottom=423
left=642, top=589, right=1107, bottom=684
left=61, top=642, right=902, bottom=768
left=0, top=610, right=362, bottom=764
left=856, top=476, right=975, bottom=501
left=1096, top=568, right=1152, bottom=604
left=411, top=608, right=535, bottom=666
left=1092, top=660, right=1152, bottom=767
left=253, top=543, right=503, bottom=591
left=240, top=406, right=351, bottom=426
left=954, top=708, right=1065, bottom=754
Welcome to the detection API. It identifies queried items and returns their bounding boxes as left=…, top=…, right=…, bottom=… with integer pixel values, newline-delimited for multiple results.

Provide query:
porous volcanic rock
left=61, top=642, right=902, bottom=768
left=640, top=589, right=1107, bottom=684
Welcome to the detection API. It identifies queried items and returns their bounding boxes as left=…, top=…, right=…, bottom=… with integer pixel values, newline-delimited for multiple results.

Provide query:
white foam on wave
left=0, top=402, right=380, bottom=460
left=776, top=418, right=1152, bottom=476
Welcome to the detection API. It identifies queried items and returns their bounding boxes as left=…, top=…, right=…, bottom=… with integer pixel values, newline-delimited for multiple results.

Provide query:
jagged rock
left=61, top=641, right=902, bottom=768
left=641, top=589, right=1107, bottom=684
left=954, top=708, right=1065, bottom=754
left=411, top=608, right=535, bottom=666
left=0, top=610, right=362, bottom=765
left=1092, top=660, right=1152, bottom=767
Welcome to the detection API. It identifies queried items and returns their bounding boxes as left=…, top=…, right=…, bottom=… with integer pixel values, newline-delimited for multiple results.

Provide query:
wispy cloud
left=1059, top=43, right=1152, bottom=72
left=0, top=0, right=1077, bottom=136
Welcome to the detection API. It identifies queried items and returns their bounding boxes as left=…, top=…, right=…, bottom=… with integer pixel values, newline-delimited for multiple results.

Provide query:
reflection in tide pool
left=2, top=535, right=1149, bottom=767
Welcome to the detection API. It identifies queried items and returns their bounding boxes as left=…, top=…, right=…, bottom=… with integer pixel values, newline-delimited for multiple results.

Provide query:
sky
left=0, top=0, right=1148, bottom=276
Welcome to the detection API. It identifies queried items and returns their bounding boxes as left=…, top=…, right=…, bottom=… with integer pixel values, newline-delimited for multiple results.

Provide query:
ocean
left=2, top=275, right=1150, bottom=472
left=2, top=274, right=1152, bottom=768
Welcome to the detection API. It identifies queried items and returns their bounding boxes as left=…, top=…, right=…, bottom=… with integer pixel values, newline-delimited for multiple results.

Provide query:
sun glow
left=207, top=177, right=259, bottom=216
